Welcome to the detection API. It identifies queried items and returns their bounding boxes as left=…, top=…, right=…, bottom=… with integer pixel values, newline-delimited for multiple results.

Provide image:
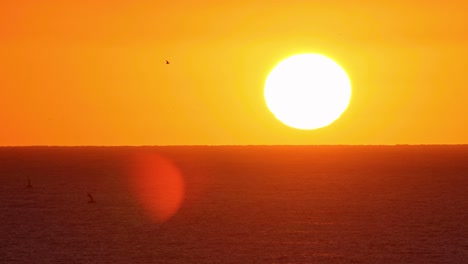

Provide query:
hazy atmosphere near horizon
left=1, top=1, right=468, bottom=264
left=1, top=0, right=467, bottom=145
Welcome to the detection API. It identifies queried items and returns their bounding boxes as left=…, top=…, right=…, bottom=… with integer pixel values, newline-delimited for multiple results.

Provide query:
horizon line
left=0, top=144, right=467, bottom=148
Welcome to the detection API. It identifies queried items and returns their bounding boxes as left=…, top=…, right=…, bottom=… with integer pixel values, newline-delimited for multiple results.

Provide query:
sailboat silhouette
left=87, top=192, right=96, bottom=204
left=26, top=176, right=32, bottom=188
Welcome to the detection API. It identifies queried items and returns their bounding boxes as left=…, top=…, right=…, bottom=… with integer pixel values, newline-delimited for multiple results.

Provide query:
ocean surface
left=0, top=146, right=467, bottom=264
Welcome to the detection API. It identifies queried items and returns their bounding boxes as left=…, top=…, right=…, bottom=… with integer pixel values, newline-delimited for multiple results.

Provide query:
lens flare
left=128, top=153, right=185, bottom=223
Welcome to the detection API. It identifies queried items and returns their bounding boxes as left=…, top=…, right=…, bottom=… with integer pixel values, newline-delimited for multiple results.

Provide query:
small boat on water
left=87, top=192, right=96, bottom=204
left=26, top=176, right=32, bottom=188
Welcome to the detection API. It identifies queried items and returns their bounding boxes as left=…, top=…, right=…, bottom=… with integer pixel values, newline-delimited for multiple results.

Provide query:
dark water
left=0, top=146, right=467, bottom=264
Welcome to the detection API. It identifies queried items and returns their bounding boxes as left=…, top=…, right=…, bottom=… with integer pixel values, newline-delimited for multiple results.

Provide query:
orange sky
left=1, top=0, right=467, bottom=145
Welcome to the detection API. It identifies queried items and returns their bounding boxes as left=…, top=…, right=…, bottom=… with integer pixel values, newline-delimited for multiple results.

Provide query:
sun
left=264, top=54, right=351, bottom=130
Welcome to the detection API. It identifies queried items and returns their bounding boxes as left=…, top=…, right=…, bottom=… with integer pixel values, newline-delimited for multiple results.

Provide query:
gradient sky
left=1, top=0, right=467, bottom=145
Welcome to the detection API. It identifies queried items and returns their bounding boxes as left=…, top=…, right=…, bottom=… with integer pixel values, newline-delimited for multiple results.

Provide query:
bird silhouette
left=166, top=60, right=170, bottom=64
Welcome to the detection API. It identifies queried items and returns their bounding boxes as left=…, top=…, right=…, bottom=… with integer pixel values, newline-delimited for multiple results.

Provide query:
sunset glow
left=0, top=1, right=467, bottom=145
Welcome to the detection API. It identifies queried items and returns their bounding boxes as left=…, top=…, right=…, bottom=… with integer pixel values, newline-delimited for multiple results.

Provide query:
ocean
left=0, top=146, right=467, bottom=263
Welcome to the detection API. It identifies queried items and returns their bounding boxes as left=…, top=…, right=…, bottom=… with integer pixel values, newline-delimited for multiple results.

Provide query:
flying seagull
left=166, top=60, right=170, bottom=64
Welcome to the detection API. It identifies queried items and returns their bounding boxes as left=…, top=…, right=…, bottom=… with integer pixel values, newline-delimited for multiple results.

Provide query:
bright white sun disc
left=264, top=54, right=351, bottom=130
